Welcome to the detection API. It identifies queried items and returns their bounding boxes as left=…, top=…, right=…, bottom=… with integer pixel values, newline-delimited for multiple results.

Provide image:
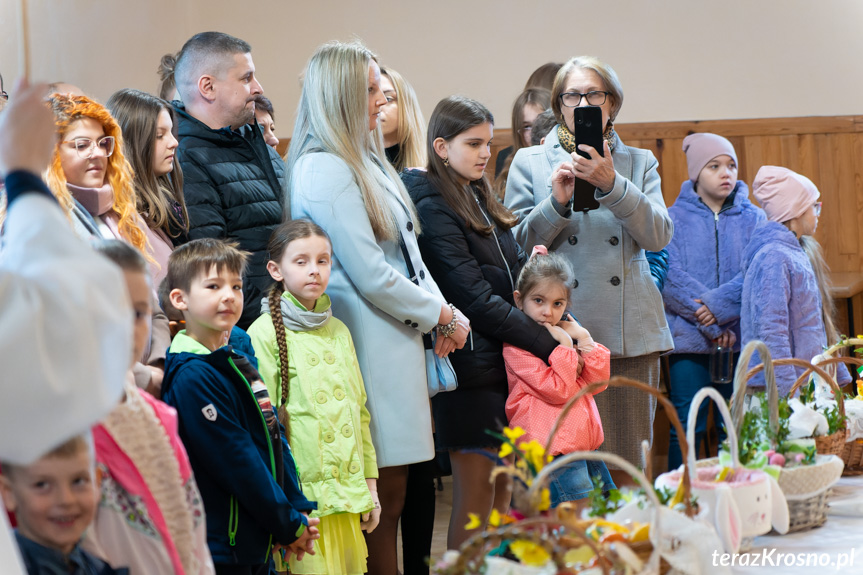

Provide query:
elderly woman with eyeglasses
left=504, top=56, right=673, bottom=483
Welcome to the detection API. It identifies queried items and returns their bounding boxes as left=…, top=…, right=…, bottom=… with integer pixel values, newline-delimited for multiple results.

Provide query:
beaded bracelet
left=438, top=303, right=458, bottom=338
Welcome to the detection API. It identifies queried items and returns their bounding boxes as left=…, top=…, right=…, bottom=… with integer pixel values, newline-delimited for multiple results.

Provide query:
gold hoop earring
left=443, top=157, right=449, bottom=167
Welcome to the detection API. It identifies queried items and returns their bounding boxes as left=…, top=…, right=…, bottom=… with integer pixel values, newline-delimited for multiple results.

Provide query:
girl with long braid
left=247, top=219, right=380, bottom=575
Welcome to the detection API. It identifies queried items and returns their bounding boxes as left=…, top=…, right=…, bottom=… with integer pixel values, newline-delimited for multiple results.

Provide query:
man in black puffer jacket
left=173, top=31, right=284, bottom=329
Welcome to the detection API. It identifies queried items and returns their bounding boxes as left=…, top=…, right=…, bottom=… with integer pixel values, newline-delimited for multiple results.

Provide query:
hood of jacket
left=173, top=101, right=260, bottom=148
left=401, top=168, right=442, bottom=205
left=742, top=220, right=801, bottom=272
left=672, top=180, right=753, bottom=215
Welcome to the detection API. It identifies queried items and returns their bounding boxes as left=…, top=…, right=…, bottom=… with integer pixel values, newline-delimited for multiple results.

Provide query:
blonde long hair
left=285, top=40, right=418, bottom=241
left=380, top=66, right=427, bottom=171
left=800, top=235, right=840, bottom=345
left=45, top=94, right=149, bottom=255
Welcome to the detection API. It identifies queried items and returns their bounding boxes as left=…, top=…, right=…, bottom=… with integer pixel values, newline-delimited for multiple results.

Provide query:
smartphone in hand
left=572, top=106, right=603, bottom=211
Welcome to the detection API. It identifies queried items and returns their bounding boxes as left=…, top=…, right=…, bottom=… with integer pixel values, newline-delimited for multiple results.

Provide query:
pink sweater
left=504, top=343, right=610, bottom=456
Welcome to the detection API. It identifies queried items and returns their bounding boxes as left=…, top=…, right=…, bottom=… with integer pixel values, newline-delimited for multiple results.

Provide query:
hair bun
left=158, top=53, right=177, bottom=81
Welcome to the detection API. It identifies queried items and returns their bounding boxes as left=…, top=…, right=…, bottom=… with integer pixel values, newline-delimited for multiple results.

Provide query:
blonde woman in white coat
left=286, top=41, right=470, bottom=575
left=505, top=56, right=673, bottom=486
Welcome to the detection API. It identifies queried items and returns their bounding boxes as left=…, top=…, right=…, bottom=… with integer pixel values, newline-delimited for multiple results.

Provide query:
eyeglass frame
left=61, top=136, right=116, bottom=159
left=0, top=91, right=8, bottom=101
left=558, top=90, right=610, bottom=108
left=813, top=201, right=822, bottom=216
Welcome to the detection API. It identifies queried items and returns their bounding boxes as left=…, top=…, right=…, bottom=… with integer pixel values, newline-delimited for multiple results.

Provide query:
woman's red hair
left=46, top=93, right=149, bottom=255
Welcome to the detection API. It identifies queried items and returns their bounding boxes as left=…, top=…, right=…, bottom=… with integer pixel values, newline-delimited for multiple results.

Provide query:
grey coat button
left=568, top=235, right=578, bottom=245
left=609, top=236, right=619, bottom=246
left=406, top=221, right=414, bottom=232
left=411, top=322, right=418, bottom=328
left=404, top=319, right=411, bottom=325
left=610, top=276, right=620, bottom=286
left=419, top=270, right=425, bottom=279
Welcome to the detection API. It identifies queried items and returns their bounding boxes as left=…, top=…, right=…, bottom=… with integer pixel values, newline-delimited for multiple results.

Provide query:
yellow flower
left=518, top=439, right=548, bottom=472
left=464, top=513, right=482, bottom=530
left=488, top=508, right=502, bottom=527
left=509, top=540, right=551, bottom=567
left=503, top=427, right=526, bottom=442
left=498, top=442, right=513, bottom=458
left=537, top=487, right=551, bottom=511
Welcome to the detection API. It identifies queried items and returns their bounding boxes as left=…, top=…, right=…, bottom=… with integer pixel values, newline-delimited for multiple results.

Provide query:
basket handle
left=544, top=376, right=694, bottom=517
left=822, top=338, right=863, bottom=359
left=451, top=517, right=610, bottom=575
left=731, top=341, right=779, bottom=435
left=529, top=451, right=663, bottom=573
left=786, top=357, right=858, bottom=418
left=687, top=387, right=741, bottom=479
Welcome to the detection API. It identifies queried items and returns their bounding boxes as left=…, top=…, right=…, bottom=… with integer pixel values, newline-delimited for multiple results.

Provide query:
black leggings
left=400, top=461, right=438, bottom=575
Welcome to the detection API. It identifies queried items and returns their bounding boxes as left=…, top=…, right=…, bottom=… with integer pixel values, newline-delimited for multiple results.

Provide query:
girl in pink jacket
left=504, top=247, right=614, bottom=508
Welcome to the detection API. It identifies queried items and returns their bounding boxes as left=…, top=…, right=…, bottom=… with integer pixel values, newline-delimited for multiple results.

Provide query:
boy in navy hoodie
left=161, top=238, right=318, bottom=574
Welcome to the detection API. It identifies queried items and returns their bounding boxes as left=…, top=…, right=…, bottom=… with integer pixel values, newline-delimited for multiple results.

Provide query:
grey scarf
left=260, top=293, right=331, bottom=332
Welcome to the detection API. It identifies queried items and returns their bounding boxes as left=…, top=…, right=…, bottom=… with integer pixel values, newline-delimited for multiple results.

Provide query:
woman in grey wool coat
left=504, top=55, right=673, bottom=485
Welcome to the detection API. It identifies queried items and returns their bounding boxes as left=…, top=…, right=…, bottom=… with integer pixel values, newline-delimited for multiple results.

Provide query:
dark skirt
left=432, top=384, right=507, bottom=451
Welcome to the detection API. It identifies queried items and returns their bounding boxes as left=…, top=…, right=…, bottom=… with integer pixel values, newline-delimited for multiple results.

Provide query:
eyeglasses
left=0, top=91, right=8, bottom=101
left=559, top=91, right=609, bottom=108
left=62, top=136, right=115, bottom=159
left=813, top=201, right=822, bottom=217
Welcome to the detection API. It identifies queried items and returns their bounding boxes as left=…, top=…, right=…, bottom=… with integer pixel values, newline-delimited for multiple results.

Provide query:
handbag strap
left=398, top=232, right=434, bottom=350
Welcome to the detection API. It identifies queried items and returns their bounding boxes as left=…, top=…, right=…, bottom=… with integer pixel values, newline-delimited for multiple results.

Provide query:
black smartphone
left=574, top=106, right=604, bottom=159
left=571, top=106, right=603, bottom=211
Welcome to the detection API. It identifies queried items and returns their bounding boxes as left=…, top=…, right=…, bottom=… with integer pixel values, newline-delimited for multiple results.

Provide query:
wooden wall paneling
left=655, top=137, right=688, bottom=207
left=727, top=135, right=748, bottom=192
left=817, top=134, right=859, bottom=272
left=832, top=134, right=859, bottom=258
left=854, top=134, right=863, bottom=272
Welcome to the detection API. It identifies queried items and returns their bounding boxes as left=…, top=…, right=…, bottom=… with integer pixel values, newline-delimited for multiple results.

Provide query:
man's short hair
left=166, top=238, right=249, bottom=294
left=175, top=32, right=252, bottom=102
left=1, top=435, right=91, bottom=478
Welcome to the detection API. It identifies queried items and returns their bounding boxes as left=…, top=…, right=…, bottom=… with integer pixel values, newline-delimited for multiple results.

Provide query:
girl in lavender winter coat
left=742, top=166, right=851, bottom=395
left=662, top=134, right=765, bottom=470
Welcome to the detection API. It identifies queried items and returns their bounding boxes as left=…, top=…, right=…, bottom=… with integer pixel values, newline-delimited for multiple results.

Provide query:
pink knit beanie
left=752, top=166, right=820, bottom=223
left=682, top=133, right=738, bottom=182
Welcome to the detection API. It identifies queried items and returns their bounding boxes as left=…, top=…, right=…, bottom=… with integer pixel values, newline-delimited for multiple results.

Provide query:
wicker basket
left=436, top=377, right=699, bottom=575
left=734, top=342, right=845, bottom=533
left=786, top=357, right=850, bottom=457
left=553, top=377, right=700, bottom=574
left=811, top=339, right=863, bottom=475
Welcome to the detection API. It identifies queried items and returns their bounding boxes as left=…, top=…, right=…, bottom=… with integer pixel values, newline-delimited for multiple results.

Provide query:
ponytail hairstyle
left=800, top=235, right=840, bottom=346
left=158, top=52, right=179, bottom=101
left=427, top=95, right=516, bottom=235
left=107, top=88, right=188, bottom=239
left=493, top=87, right=551, bottom=200
left=45, top=93, right=150, bottom=256
left=380, top=66, right=427, bottom=171
left=515, top=249, right=574, bottom=302
left=266, top=219, right=332, bottom=435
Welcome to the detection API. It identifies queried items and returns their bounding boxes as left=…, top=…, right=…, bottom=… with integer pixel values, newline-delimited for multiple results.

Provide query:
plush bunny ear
left=714, top=484, right=743, bottom=554
left=768, top=475, right=790, bottom=534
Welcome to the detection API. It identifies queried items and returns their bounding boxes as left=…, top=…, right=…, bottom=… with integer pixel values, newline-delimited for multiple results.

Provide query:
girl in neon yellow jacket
left=247, top=219, right=379, bottom=575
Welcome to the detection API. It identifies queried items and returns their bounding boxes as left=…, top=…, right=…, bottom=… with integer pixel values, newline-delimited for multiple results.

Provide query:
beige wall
left=3, top=0, right=863, bottom=130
